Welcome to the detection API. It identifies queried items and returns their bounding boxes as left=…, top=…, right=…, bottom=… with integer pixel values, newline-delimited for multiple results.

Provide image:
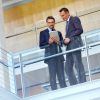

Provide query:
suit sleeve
left=70, top=16, right=83, bottom=37
left=58, top=31, right=64, bottom=46
left=39, top=31, right=49, bottom=49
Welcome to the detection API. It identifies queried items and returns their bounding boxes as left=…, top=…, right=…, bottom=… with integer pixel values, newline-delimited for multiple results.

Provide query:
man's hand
left=64, top=38, right=70, bottom=44
left=49, top=37, right=54, bottom=44
left=51, top=36, right=58, bottom=43
left=49, top=36, right=58, bottom=44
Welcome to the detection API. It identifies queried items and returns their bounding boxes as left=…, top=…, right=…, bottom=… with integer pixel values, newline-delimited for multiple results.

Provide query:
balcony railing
left=0, top=28, right=100, bottom=98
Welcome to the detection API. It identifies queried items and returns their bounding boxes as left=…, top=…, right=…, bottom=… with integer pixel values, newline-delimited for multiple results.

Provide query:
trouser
left=65, top=50, right=86, bottom=85
left=48, top=59, right=67, bottom=90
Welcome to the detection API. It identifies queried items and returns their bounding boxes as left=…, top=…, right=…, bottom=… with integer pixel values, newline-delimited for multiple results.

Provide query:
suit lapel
left=67, top=16, right=73, bottom=35
left=45, top=29, right=50, bottom=41
left=46, top=28, right=49, bottom=36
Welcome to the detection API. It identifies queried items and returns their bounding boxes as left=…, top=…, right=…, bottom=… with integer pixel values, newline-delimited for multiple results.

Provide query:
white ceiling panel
left=2, top=0, right=33, bottom=9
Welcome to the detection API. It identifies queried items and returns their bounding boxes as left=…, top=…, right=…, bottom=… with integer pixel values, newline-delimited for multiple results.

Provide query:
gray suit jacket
left=66, top=16, right=83, bottom=50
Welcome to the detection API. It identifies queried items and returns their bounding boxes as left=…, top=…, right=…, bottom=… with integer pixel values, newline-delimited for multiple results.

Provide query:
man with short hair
left=39, top=16, right=67, bottom=90
left=59, top=8, right=86, bottom=85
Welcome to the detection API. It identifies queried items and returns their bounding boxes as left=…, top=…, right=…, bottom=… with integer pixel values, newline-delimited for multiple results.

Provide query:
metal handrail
left=14, top=40, right=100, bottom=68
left=0, top=28, right=99, bottom=98
left=13, top=28, right=100, bottom=56
left=0, top=47, right=12, bottom=55
left=15, top=46, right=85, bottom=67
left=14, top=29, right=100, bottom=97
left=0, top=59, right=10, bottom=67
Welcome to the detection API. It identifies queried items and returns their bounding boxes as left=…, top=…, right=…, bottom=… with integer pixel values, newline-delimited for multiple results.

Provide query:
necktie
left=66, top=21, right=69, bottom=35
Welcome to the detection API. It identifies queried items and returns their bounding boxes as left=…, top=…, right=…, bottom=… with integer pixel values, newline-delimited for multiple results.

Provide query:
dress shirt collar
left=48, top=27, right=55, bottom=32
left=48, top=27, right=52, bottom=32
left=67, top=16, right=70, bottom=22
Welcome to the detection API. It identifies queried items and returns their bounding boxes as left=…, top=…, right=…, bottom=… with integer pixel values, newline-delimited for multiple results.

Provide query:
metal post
left=84, top=36, right=92, bottom=81
left=19, top=54, right=25, bottom=98
left=7, top=53, right=17, bottom=94
left=32, top=25, right=38, bottom=47
left=11, top=53, right=17, bottom=94
left=35, top=24, right=38, bottom=46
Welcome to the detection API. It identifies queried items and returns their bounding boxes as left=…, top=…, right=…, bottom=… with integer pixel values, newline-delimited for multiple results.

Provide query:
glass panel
left=16, top=39, right=90, bottom=97
left=86, top=30, right=100, bottom=81
left=0, top=48, right=16, bottom=94
left=82, top=36, right=92, bottom=82
left=14, top=29, right=100, bottom=98
left=23, top=63, right=49, bottom=96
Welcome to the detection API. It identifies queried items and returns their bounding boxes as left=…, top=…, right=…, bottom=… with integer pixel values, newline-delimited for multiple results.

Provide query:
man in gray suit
left=59, top=8, right=86, bottom=85
left=39, top=16, right=67, bottom=90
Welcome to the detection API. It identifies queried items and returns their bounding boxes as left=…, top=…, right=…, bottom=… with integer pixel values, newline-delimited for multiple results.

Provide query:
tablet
left=49, top=31, right=59, bottom=41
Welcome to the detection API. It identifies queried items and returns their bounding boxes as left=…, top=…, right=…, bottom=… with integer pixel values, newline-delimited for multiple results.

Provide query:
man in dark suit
left=39, top=16, right=67, bottom=90
left=59, top=8, right=86, bottom=85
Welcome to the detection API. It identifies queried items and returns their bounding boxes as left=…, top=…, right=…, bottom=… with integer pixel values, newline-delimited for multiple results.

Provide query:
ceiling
left=2, top=0, right=15, bottom=3
left=2, top=0, right=32, bottom=9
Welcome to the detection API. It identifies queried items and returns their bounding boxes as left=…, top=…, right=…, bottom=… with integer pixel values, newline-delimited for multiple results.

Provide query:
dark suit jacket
left=39, top=28, right=64, bottom=63
left=66, top=16, right=83, bottom=50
